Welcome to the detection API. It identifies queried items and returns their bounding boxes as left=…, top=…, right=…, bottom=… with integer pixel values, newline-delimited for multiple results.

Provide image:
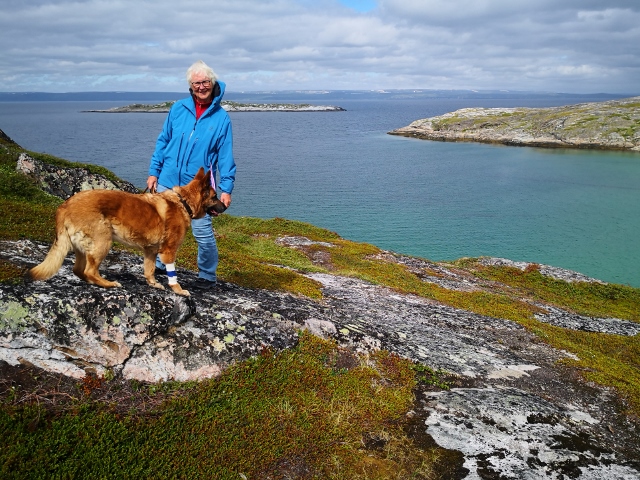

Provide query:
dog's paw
left=169, top=284, right=190, bottom=296
left=148, top=281, right=165, bottom=290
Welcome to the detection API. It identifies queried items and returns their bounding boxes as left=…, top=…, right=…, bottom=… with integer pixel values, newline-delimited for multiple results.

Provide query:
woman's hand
left=220, top=192, right=232, bottom=208
left=146, top=175, right=158, bottom=193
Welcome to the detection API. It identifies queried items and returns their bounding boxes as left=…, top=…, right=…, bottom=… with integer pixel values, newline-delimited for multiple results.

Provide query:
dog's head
left=206, top=195, right=227, bottom=217
left=184, top=167, right=227, bottom=218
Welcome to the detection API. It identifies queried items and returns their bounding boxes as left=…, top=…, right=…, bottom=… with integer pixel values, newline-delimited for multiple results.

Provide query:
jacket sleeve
left=148, top=109, right=173, bottom=177
left=215, top=119, right=236, bottom=194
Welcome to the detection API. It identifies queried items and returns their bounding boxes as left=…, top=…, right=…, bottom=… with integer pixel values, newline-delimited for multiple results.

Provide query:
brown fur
left=29, top=167, right=226, bottom=296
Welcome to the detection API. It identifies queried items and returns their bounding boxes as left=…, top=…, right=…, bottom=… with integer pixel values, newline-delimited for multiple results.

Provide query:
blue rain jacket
left=148, top=80, right=236, bottom=193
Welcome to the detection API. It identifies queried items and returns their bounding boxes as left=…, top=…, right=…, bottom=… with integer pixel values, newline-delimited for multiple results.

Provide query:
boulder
left=16, top=152, right=139, bottom=199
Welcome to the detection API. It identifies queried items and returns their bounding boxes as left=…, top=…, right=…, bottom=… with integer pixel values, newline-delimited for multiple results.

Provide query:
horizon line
left=0, top=89, right=637, bottom=97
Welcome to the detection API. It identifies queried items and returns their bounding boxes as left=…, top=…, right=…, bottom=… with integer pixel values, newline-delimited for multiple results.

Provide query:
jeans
left=155, top=184, right=218, bottom=282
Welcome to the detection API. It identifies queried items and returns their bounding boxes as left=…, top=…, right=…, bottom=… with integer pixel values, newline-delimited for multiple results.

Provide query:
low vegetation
left=1, top=132, right=639, bottom=477
left=1, top=333, right=459, bottom=479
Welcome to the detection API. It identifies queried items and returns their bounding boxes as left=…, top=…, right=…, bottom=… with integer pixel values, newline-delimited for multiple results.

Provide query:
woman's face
left=190, top=73, right=214, bottom=104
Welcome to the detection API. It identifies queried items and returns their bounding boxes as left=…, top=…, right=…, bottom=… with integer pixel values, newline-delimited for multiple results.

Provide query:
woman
left=147, top=60, right=236, bottom=289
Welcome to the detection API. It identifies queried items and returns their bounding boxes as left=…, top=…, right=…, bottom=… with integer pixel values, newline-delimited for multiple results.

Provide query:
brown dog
left=29, top=167, right=226, bottom=296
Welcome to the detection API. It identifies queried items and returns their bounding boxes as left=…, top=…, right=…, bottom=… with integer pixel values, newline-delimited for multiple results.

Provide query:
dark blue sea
left=1, top=90, right=639, bottom=287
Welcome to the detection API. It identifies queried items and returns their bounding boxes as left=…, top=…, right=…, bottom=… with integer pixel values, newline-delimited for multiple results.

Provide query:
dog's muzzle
left=207, top=203, right=227, bottom=217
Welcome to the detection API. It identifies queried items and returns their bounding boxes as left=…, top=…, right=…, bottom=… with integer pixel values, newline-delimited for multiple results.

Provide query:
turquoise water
left=1, top=94, right=639, bottom=286
left=231, top=110, right=640, bottom=287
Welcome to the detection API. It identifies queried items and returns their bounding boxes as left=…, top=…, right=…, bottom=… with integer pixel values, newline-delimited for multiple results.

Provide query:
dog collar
left=174, top=191, right=194, bottom=218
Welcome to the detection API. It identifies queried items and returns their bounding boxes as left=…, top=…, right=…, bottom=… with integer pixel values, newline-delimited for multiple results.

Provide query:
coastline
left=84, top=101, right=346, bottom=113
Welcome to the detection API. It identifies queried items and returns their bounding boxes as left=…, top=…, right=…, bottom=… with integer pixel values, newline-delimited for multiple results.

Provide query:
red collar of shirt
left=195, top=100, right=212, bottom=120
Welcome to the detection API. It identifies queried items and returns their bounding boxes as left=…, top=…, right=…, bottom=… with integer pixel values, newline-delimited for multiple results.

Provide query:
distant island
left=84, top=101, right=345, bottom=113
left=388, top=96, right=640, bottom=152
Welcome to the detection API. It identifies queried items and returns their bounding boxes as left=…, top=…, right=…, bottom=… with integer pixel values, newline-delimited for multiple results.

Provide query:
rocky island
left=85, top=101, right=345, bottom=113
left=389, top=96, right=640, bottom=151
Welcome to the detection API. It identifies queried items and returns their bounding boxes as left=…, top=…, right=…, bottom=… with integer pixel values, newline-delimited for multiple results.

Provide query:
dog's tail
left=29, top=224, right=72, bottom=281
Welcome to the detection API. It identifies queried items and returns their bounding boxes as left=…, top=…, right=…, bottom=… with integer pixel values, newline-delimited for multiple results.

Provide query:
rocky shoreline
left=388, top=96, right=640, bottom=152
left=85, top=101, right=345, bottom=113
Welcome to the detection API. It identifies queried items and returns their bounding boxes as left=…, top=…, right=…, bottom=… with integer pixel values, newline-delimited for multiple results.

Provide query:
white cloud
left=0, top=0, right=638, bottom=93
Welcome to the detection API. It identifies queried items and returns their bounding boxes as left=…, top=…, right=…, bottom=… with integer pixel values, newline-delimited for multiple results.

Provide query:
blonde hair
left=186, top=60, right=217, bottom=84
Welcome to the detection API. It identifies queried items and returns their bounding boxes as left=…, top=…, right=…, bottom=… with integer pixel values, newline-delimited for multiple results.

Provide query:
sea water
left=1, top=92, right=638, bottom=286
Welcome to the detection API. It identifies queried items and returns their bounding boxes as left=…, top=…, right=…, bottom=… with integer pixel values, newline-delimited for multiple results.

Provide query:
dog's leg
left=143, top=248, right=165, bottom=290
left=84, top=260, right=121, bottom=288
left=72, top=247, right=88, bottom=282
left=158, top=250, right=190, bottom=296
left=164, top=263, right=190, bottom=297
left=82, top=237, right=121, bottom=288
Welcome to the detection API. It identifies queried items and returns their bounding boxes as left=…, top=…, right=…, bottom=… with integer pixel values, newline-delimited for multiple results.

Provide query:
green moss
left=619, top=101, right=640, bottom=109
left=0, top=259, right=27, bottom=284
left=467, top=263, right=640, bottom=322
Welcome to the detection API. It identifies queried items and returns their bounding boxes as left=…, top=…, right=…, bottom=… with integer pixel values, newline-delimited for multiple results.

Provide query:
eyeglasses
left=191, top=80, right=212, bottom=89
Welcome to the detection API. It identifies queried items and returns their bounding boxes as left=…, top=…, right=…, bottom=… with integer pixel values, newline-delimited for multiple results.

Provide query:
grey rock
left=424, top=386, right=640, bottom=479
left=0, top=239, right=305, bottom=382
left=535, top=305, right=640, bottom=336
left=16, top=153, right=139, bottom=199
left=276, top=235, right=336, bottom=248
left=479, top=257, right=605, bottom=284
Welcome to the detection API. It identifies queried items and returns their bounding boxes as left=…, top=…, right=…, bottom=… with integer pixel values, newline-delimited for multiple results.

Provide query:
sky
left=0, top=0, right=638, bottom=94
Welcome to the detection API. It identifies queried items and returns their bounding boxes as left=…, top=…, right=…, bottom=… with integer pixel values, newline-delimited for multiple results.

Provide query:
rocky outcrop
left=2, top=157, right=640, bottom=478
left=16, top=153, right=139, bottom=199
left=0, top=240, right=301, bottom=382
left=389, top=96, right=640, bottom=151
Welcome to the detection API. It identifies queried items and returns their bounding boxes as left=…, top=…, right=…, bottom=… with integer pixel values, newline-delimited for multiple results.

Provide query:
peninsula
left=388, top=96, right=640, bottom=151
left=85, top=101, right=345, bottom=113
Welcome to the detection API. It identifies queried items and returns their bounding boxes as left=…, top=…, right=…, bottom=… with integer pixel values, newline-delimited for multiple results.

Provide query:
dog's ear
left=195, top=167, right=206, bottom=180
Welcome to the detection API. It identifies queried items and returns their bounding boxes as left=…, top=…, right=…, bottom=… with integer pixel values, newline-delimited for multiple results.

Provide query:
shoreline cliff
left=389, top=96, right=640, bottom=152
